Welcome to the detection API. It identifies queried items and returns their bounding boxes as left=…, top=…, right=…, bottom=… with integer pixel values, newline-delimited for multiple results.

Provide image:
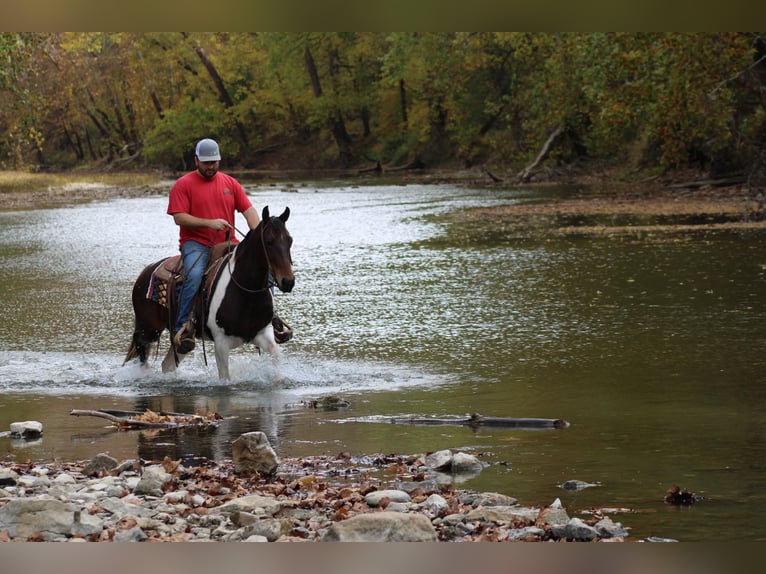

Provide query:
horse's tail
left=123, top=334, right=140, bottom=365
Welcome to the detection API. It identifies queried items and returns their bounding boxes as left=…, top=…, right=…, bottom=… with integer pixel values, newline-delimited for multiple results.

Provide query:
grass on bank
left=0, top=170, right=164, bottom=195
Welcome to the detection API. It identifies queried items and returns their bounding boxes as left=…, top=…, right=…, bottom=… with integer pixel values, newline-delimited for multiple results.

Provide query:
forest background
left=1, top=32, right=765, bottom=189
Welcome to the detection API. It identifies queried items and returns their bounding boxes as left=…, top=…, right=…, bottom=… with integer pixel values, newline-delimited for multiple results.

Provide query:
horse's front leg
left=254, top=327, right=282, bottom=379
left=213, top=340, right=233, bottom=380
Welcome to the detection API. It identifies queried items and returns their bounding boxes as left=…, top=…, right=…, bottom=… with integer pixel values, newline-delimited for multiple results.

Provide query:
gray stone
left=99, top=497, right=156, bottom=518
left=218, top=494, right=282, bottom=516
left=551, top=517, right=599, bottom=541
left=232, top=431, right=279, bottom=476
left=419, top=493, right=448, bottom=514
left=536, top=498, right=570, bottom=526
left=425, top=449, right=453, bottom=470
left=82, top=453, right=119, bottom=477
left=321, top=511, right=437, bottom=542
left=395, top=478, right=440, bottom=493
left=465, top=505, right=539, bottom=523
left=460, top=491, right=518, bottom=507
left=450, top=452, right=483, bottom=473
left=0, top=498, right=103, bottom=541
left=52, top=473, right=77, bottom=485
left=113, top=526, right=148, bottom=542
left=594, top=516, right=630, bottom=538
left=242, top=518, right=290, bottom=542
left=0, top=468, right=19, bottom=486
left=559, top=479, right=600, bottom=491
left=364, top=489, right=411, bottom=507
left=134, top=465, right=173, bottom=496
left=507, top=526, right=546, bottom=541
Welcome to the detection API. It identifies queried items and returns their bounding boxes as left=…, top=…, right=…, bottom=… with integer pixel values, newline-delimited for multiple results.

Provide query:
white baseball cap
left=195, top=138, right=221, bottom=161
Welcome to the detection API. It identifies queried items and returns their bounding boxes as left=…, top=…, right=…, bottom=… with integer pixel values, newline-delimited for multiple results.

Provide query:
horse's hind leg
left=126, top=279, right=168, bottom=367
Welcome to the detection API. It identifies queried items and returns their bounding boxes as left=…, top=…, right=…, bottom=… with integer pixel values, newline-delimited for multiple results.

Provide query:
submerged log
left=69, top=408, right=223, bottom=430
left=390, top=412, right=569, bottom=429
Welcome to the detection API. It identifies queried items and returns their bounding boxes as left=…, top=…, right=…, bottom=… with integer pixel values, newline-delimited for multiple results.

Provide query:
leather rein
left=225, top=219, right=277, bottom=294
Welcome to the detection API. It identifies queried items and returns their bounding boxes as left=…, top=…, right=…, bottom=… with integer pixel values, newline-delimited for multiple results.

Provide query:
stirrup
left=272, top=315, right=293, bottom=344
left=173, top=323, right=196, bottom=354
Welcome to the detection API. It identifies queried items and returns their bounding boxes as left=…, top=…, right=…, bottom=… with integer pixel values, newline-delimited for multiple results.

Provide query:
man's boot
left=173, top=321, right=196, bottom=354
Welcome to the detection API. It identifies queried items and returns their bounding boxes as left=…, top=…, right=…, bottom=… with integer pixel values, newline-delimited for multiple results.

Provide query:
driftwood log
left=390, top=412, right=569, bottom=430
left=69, top=409, right=223, bottom=430
left=664, top=175, right=745, bottom=190
left=515, top=125, right=563, bottom=184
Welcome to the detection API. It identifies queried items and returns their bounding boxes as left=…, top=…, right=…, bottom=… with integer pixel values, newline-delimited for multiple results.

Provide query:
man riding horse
left=168, top=138, right=291, bottom=353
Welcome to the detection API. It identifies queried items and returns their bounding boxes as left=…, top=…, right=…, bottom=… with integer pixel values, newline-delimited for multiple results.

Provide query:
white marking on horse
left=205, top=251, right=281, bottom=380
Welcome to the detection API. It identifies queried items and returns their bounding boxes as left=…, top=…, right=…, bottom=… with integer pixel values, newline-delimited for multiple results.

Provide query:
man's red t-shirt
left=167, top=171, right=253, bottom=249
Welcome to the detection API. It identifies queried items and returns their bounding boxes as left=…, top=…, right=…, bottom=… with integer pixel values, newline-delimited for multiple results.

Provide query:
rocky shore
left=0, top=445, right=635, bottom=543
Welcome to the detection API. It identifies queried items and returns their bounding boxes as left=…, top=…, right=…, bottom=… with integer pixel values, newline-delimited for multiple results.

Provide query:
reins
left=226, top=219, right=276, bottom=294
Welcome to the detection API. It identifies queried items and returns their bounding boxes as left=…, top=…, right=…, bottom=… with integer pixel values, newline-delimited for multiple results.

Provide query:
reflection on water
left=1, top=182, right=766, bottom=541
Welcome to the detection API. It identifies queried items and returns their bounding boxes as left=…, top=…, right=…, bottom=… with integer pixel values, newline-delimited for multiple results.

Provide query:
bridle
left=226, top=218, right=282, bottom=294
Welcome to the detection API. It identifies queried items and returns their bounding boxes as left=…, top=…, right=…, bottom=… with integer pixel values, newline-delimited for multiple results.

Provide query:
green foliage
left=143, top=98, right=226, bottom=168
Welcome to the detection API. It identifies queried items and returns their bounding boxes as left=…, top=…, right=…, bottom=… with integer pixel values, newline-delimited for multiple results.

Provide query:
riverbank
left=0, top=450, right=637, bottom=543
left=2, top=168, right=763, bottom=238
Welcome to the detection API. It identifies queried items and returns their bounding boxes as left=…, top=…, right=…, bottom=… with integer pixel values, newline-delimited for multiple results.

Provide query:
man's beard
left=198, top=166, right=218, bottom=179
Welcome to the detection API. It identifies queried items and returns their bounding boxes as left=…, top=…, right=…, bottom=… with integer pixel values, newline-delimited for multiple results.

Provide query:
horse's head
left=259, top=206, right=295, bottom=293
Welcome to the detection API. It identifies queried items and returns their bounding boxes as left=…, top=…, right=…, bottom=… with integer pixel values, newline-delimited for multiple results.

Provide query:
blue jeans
left=174, top=240, right=210, bottom=333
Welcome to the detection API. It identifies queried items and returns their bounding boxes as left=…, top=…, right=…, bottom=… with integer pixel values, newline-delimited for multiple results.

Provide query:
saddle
left=152, top=242, right=235, bottom=284
left=147, top=242, right=236, bottom=316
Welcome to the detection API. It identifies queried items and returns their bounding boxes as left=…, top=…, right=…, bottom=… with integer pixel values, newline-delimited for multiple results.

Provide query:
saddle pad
left=145, top=256, right=183, bottom=308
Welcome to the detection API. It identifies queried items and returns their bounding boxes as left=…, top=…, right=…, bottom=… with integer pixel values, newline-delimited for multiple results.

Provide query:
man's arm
left=242, top=206, right=261, bottom=229
left=172, top=212, right=231, bottom=231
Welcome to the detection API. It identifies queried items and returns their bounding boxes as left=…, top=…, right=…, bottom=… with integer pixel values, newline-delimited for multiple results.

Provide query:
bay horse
left=124, top=206, right=294, bottom=380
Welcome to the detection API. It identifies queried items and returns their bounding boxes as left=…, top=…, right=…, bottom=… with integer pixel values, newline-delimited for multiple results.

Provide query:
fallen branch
left=387, top=158, right=426, bottom=172
left=515, top=125, right=563, bottom=184
left=484, top=167, right=504, bottom=183
left=665, top=176, right=745, bottom=190
left=70, top=408, right=223, bottom=430
left=390, top=412, right=569, bottom=429
left=358, top=161, right=382, bottom=175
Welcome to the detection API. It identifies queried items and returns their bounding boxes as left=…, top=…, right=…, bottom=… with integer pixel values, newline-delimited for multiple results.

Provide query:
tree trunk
left=399, top=78, right=408, bottom=126
left=183, top=33, right=249, bottom=149
left=304, top=43, right=354, bottom=166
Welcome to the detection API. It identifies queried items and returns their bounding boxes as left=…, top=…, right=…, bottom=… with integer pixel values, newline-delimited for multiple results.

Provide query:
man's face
left=195, top=157, right=219, bottom=179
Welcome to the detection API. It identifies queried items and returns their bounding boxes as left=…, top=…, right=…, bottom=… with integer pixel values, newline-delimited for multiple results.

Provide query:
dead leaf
left=162, top=456, right=181, bottom=474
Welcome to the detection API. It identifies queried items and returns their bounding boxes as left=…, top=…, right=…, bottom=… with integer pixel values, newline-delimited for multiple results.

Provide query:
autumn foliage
left=1, top=33, right=765, bottom=179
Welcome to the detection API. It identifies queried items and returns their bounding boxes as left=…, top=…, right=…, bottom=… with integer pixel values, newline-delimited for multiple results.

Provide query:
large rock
left=134, top=465, right=173, bottom=496
left=0, top=499, right=103, bottom=541
left=82, top=453, right=119, bottom=477
left=364, top=489, right=411, bottom=507
left=465, top=505, right=539, bottom=523
left=217, top=494, right=282, bottom=517
left=321, top=511, right=437, bottom=542
left=9, top=421, right=43, bottom=438
left=232, top=432, right=279, bottom=476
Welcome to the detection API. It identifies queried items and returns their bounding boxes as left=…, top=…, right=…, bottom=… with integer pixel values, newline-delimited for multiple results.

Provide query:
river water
left=1, top=179, right=765, bottom=542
